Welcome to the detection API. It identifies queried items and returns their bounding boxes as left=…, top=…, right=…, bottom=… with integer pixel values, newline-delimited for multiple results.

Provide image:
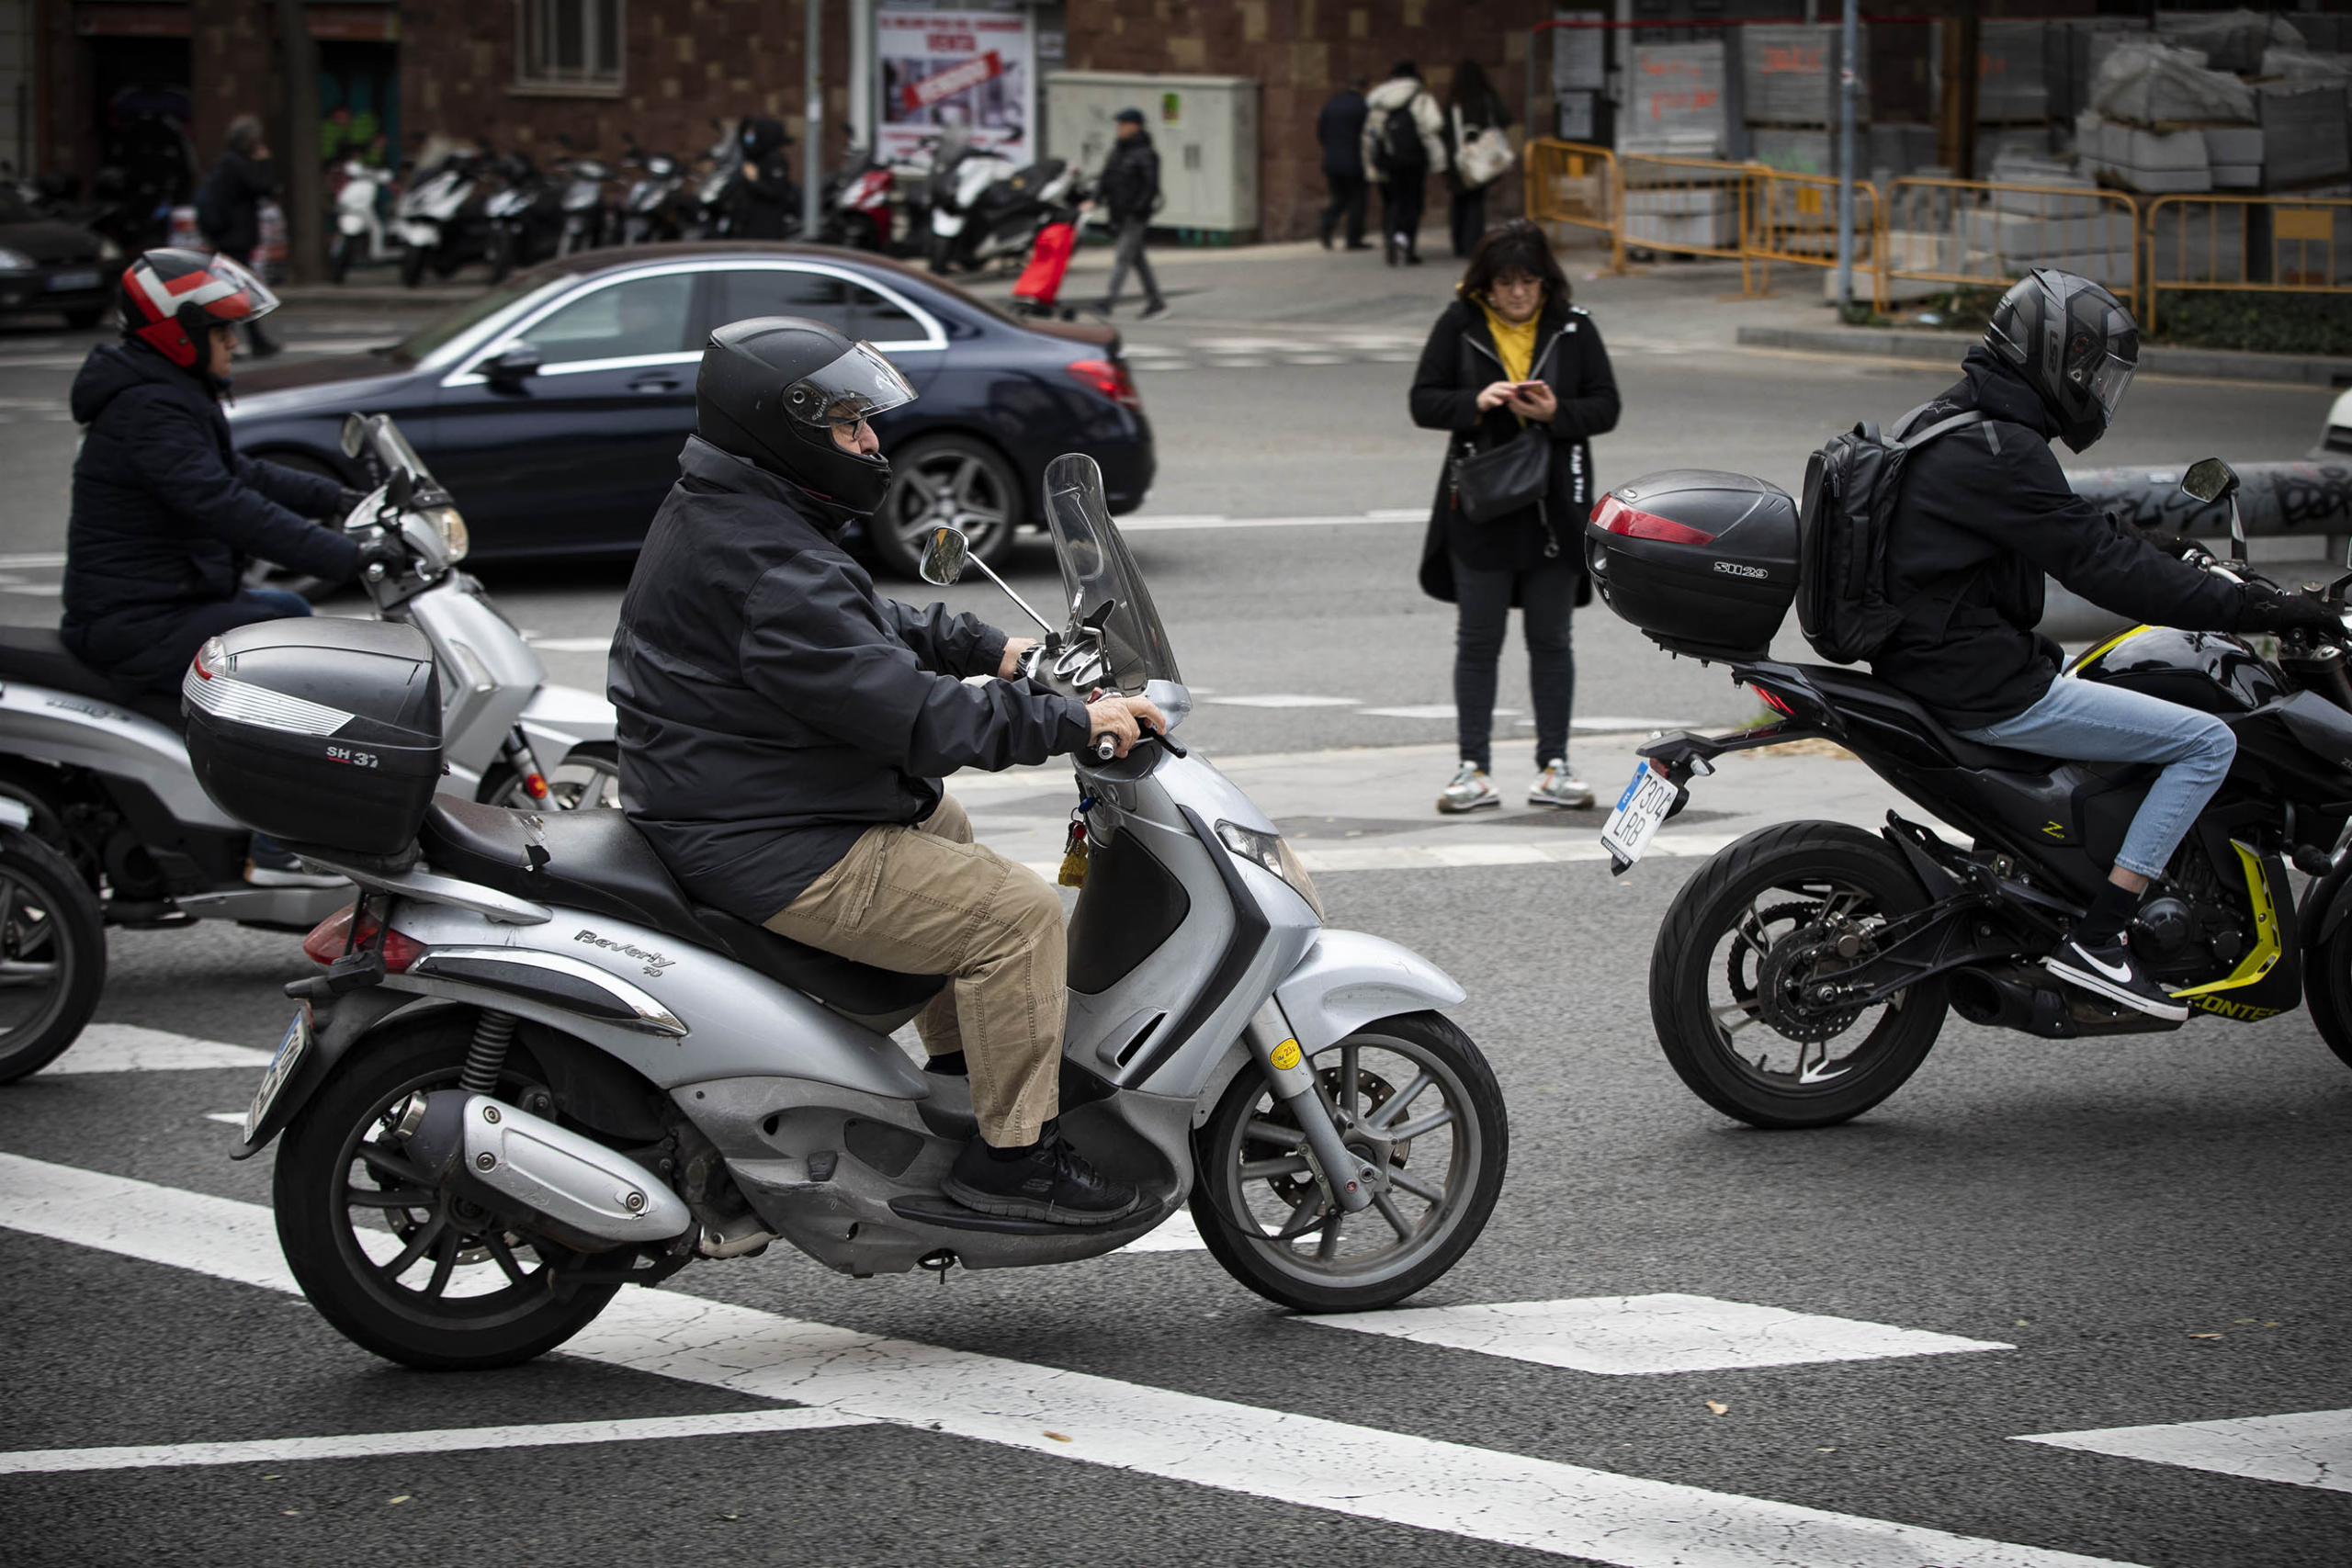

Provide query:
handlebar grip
left=1091, top=734, right=1117, bottom=761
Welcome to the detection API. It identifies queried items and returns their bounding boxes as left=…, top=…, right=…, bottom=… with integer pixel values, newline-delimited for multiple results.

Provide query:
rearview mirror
left=339, top=412, right=368, bottom=458
left=920, top=525, right=970, bottom=587
left=2181, top=457, right=2240, bottom=503
left=480, top=344, right=542, bottom=385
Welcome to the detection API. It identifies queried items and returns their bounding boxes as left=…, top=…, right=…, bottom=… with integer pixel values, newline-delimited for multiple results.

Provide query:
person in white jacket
left=1362, top=62, right=1449, bottom=265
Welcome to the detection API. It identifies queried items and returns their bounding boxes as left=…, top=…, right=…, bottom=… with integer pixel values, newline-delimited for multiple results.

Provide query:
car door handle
left=628, top=374, right=680, bottom=393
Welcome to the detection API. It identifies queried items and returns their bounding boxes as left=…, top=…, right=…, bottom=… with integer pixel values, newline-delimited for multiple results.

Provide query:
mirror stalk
left=967, top=554, right=1058, bottom=636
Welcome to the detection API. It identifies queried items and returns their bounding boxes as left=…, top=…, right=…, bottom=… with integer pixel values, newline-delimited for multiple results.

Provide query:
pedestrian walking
left=1317, top=77, right=1372, bottom=251
left=1362, top=62, right=1447, bottom=266
left=194, top=116, right=280, bottom=357
left=1443, top=61, right=1515, bottom=259
left=1095, top=107, right=1167, bottom=319
left=1408, top=219, right=1620, bottom=815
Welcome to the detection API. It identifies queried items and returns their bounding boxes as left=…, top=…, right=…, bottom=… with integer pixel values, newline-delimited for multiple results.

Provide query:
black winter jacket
left=610, top=436, right=1091, bottom=922
left=1317, top=91, right=1367, bottom=178
left=1099, top=132, right=1161, bottom=224
left=60, top=344, right=357, bottom=672
left=198, top=148, right=275, bottom=257
left=1409, top=295, right=1620, bottom=600
left=1875, top=347, right=2253, bottom=728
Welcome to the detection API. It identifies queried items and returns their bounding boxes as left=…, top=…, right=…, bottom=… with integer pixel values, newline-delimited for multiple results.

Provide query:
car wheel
left=868, top=435, right=1021, bottom=581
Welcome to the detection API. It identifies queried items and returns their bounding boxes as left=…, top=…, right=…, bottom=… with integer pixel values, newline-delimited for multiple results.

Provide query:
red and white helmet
left=118, top=248, right=281, bottom=368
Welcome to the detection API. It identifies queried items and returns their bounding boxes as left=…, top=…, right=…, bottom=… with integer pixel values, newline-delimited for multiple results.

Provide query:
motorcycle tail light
left=1067, top=357, right=1142, bottom=412
left=1751, top=684, right=1797, bottom=719
left=1591, top=493, right=1713, bottom=545
left=302, top=902, right=426, bottom=973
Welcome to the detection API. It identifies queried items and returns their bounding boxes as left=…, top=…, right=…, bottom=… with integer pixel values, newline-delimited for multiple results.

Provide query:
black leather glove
left=2242, top=585, right=2344, bottom=641
left=336, top=487, right=370, bottom=516
left=354, top=536, right=405, bottom=580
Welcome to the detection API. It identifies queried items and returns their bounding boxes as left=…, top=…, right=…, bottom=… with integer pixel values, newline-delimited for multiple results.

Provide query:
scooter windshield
left=1044, top=452, right=1180, bottom=693
left=368, top=416, right=437, bottom=493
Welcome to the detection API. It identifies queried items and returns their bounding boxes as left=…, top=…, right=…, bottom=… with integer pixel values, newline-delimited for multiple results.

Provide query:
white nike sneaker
left=1528, top=759, right=1594, bottom=809
left=2044, top=936, right=2188, bottom=1022
left=1436, top=761, right=1500, bottom=815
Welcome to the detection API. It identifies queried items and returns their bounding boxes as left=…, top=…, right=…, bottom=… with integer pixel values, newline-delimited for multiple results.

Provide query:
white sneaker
left=1437, top=761, right=1500, bottom=814
left=1528, top=759, right=1595, bottom=808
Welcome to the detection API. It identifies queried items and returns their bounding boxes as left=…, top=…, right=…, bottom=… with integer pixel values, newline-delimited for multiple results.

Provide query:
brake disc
left=1755, top=919, right=1869, bottom=1043
left=1725, top=901, right=1821, bottom=1005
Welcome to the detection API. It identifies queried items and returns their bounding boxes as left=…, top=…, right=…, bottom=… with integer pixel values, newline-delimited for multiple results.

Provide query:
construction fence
left=1529, top=137, right=2352, bottom=325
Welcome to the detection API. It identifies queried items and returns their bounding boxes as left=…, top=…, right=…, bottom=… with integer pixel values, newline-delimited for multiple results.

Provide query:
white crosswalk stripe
left=2016, top=1409, right=2352, bottom=1495
left=39, top=1022, right=273, bottom=1076
left=0, top=1152, right=2143, bottom=1568
left=1301, top=1293, right=2012, bottom=1376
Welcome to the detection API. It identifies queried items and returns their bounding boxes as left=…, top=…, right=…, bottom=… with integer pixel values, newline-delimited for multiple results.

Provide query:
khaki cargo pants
left=763, top=794, right=1063, bottom=1146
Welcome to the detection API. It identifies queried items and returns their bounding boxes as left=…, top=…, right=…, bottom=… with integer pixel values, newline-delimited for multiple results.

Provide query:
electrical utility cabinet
left=1046, top=72, right=1261, bottom=237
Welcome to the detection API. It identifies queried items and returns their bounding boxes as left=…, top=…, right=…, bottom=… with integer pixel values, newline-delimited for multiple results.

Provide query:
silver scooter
left=229, top=453, right=1507, bottom=1370
left=0, top=412, right=614, bottom=1077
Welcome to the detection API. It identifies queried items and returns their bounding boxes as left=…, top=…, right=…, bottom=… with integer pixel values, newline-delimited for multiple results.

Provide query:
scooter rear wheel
left=1191, top=1012, right=1506, bottom=1314
left=0, top=832, right=106, bottom=1083
left=274, top=1017, right=621, bottom=1370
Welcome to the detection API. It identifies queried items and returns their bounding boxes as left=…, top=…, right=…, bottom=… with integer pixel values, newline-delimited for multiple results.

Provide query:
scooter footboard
left=1272, top=930, right=1466, bottom=1053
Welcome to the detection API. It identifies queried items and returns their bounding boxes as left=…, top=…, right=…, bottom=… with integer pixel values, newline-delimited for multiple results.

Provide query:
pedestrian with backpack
left=1410, top=220, right=1620, bottom=816
left=1363, top=62, right=1447, bottom=266
left=1316, top=78, right=1372, bottom=251
left=1811, top=268, right=2334, bottom=1020
left=194, top=116, right=280, bottom=358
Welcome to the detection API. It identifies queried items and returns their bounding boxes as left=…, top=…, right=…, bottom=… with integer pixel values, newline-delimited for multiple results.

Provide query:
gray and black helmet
left=1984, top=268, right=2139, bottom=454
left=694, top=316, right=916, bottom=515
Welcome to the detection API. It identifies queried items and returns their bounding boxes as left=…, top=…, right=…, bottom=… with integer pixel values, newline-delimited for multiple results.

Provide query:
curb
left=1735, top=324, right=2352, bottom=388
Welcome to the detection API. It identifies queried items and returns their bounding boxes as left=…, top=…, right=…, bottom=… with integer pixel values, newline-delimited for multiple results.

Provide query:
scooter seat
left=417, top=796, right=945, bottom=1017
left=0, top=626, right=186, bottom=731
left=1797, top=666, right=2056, bottom=773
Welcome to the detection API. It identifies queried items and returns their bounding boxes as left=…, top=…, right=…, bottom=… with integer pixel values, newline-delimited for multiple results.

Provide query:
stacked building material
left=1623, top=41, right=1728, bottom=159
left=1741, top=24, right=1865, bottom=178
left=2257, top=80, right=2351, bottom=189
left=2076, top=42, right=2260, bottom=194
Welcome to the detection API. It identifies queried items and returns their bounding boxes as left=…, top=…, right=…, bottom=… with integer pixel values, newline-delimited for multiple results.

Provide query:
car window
left=519, top=273, right=697, bottom=366
left=715, top=268, right=850, bottom=333
left=848, top=282, right=924, bottom=342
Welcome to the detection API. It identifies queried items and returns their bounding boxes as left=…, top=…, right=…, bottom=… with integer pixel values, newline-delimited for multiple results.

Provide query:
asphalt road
left=1, top=261, right=2347, bottom=1565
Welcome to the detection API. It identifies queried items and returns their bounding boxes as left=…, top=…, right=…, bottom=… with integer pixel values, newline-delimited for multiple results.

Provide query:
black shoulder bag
left=1452, top=425, right=1552, bottom=525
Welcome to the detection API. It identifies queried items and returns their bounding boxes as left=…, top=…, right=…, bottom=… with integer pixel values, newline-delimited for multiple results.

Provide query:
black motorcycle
left=1585, top=458, right=2352, bottom=1128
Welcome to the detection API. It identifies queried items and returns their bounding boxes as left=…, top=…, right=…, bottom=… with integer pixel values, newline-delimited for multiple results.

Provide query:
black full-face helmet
left=695, top=316, right=916, bottom=516
left=1984, top=267, right=2139, bottom=454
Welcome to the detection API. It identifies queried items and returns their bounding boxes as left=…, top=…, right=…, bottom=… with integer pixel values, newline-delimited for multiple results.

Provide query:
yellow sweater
left=1478, top=301, right=1538, bottom=384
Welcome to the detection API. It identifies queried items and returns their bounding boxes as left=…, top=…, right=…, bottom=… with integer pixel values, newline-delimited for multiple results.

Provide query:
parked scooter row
left=0, top=413, right=616, bottom=1081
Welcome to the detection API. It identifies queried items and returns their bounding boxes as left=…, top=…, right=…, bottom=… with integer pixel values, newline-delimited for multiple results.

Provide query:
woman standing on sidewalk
left=1442, top=61, right=1512, bottom=259
left=1409, top=220, right=1620, bottom=815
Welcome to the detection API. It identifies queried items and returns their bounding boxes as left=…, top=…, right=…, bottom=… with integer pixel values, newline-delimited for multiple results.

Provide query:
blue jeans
left=1453, top=555, right=1577, bottom=773
left=1956, top=675, right=2236, bottom=881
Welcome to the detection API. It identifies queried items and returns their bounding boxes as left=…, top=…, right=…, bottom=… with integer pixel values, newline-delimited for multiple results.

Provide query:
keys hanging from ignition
left=1059, top=795, right=1096, bottom=887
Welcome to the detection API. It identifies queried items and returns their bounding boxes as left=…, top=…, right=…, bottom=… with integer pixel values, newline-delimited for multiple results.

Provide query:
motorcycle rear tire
left=398, top=244, right=429, bottom=288
left=0, top=832, right=106, bottom=1084
left=274, top=1016, right=623, bottom=1370
left=2301, top=923, right=2352, bottom=1071
left=1651, top=820, right=1947, bottom=1129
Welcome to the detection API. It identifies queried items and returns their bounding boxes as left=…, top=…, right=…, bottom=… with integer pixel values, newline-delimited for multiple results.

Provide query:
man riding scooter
left=1873, top=269, right=2337, bottom=1020
left=60, top=248, right=390, bottom=884
left=609, top=316, right=1167, bottom=1224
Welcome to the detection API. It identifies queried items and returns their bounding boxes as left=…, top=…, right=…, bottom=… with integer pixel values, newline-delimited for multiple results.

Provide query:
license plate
left=46, top=270, right=99, bottom=293
left=243, top=1010, right=312, bottom=1144
left=1599, top=762, right=1679, bottom=868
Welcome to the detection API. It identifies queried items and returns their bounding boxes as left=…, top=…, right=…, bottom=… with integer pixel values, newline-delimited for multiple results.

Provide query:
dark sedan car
left=226, top=243, right=1154, bottom=578
left=0, top=188, right=114, bottom=328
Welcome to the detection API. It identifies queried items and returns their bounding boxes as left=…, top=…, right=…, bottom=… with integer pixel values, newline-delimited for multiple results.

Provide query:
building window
left=516, top=0, right=624, bottom=94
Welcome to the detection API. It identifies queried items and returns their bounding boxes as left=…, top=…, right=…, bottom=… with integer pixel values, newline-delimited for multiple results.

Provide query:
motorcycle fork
left=1243, top=999, right=1377, bottom=1213
left=501, top=729, right=564, bottom=810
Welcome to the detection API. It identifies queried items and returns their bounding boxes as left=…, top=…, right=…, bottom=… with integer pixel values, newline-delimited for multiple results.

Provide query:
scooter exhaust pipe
left=401, top=1089, right=694, bottom=1252
left=1948, top=966, right=2080, bottom=1040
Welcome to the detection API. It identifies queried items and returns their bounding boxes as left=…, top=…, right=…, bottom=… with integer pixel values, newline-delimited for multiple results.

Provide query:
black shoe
left=1404, top=251, right=1425, bottom=265
left=1384, top=233, right=1398, bottom=266
left=1140, top=299, right=1170, bottom=320
left=1318, top=229, right=1333, bottom=250
left=2045, top=936, right=2188, bottom=1021
left=943, top=1121, right=1146, bottom=1226
left=1345, top=241, right=1374, bottom=251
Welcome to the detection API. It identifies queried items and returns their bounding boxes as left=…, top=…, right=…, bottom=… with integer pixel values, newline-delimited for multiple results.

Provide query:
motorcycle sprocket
left=1755, top=919, right=1871, bottom=1043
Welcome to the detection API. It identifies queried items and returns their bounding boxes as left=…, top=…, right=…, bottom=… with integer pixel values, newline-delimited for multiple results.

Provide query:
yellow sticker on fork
left=1270, top=1039, right=1302, bottom=1071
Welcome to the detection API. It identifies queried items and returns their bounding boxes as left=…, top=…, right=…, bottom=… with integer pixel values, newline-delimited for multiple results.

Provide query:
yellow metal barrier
left=1526, top=139, right=1623, bottom=273
left=2143, top=194, right=2352, bottom=334
left=1746, top=167, right=1881, bottom=306
left=1618, top=152, right=1757, bottom=294
left=1878, top=177, right=2141, bottom=314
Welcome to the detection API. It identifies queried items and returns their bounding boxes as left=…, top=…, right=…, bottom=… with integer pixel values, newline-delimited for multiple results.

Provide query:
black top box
left=1585, top=469, right=1799, bottom=661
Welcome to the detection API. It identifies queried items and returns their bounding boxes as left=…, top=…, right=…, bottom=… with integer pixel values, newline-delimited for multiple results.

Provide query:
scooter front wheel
left=0, top=832, right=106, bottom=1083
left=1192, top=1012, right=1506, bottom=1314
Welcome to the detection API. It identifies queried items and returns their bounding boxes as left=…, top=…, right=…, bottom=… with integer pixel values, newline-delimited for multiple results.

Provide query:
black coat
left=1876, top=347, right=2253, bottom=727
left=1099, top=131, right=1161, bottom=223
left=60, top=343, right=356, bottom=674
left=1317, top=91, right=1367, bottom=178
left=1409, top=296, right=1620, bottom=601
left=198, top=147, right=275, bottom=257
left=609, top=436, right=1091, bottom=923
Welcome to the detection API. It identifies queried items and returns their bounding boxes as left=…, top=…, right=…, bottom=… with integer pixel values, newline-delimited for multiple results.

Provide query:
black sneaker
left=2044, top=936, right=2188, bottom=1021
left=943, top=1122, right=1147, bottom=1226
left=1141, top=299, right=1170, bottom=320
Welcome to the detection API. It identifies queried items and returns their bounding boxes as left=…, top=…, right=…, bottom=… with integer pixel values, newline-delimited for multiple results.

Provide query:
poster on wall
left=876, top=9, right=1035, bottom=164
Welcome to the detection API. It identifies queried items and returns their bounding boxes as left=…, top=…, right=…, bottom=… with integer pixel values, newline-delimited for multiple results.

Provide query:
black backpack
left=1795, top=401, right=1986, bottom=664
left=1376, top=101, right=1427, bottom=176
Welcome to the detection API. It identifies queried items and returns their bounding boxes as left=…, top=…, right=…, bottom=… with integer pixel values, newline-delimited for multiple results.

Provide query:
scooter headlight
left=422, top=504, right=469, bottom=562
left=1216, top=820, right=1323, bottom=919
